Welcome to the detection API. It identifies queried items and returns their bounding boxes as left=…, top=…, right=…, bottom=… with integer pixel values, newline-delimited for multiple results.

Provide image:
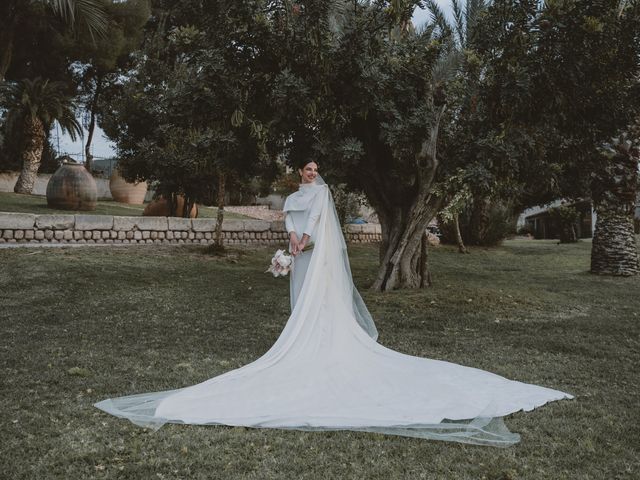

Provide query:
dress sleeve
left=285, top=211, right=295, bottom=234
left=303, top=192, right=323, bottom=237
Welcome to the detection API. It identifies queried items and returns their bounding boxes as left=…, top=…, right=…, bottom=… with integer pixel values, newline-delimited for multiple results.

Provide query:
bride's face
left=299, top=162, right=318, bottom=184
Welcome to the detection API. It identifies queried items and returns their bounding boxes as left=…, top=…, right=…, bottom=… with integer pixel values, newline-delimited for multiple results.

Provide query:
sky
left=56, top=2, right=451, bottom=161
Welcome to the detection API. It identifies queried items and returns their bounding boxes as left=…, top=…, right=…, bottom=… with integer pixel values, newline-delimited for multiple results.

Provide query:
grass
left=0, top=239, right=638, bottom=479
left=0, top=192, right=250, bottom=219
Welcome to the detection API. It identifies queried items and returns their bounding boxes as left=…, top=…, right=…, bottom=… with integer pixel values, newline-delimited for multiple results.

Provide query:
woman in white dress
left=284, top=161, right=324, bottom=311
left=95, top=160, right=572, bottom=446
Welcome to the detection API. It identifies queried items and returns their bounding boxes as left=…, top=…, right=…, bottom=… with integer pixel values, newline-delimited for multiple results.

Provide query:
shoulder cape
left=282, top=183, right=327, bottom=212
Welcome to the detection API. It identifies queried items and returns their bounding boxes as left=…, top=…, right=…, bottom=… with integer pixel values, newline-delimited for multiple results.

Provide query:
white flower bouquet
left=265, top=249, right=293, bottom=277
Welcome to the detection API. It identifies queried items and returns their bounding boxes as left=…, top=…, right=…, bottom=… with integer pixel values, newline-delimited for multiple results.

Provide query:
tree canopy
left=100, top=0, right=283, bottom=215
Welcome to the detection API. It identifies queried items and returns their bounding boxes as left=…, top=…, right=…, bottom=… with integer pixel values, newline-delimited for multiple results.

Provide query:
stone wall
left=0, top=213, right=382, bottom=246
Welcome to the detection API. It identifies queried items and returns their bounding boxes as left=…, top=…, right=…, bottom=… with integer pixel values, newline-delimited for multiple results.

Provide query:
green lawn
left=0, top=192, right=249, bottom=219
left=0, top=240, right=638, bottom=479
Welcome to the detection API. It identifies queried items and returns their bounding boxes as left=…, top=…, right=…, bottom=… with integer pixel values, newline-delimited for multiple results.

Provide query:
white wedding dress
left=95, top=176, right=573, bottom=446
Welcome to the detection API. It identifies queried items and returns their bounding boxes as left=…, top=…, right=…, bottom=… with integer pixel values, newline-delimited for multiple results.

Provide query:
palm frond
left=56, top=108, right=82, bottom=141
left=327, top=0, right=353, bottom=37
left=48, top=0, right=108, bottom=39
left=452, top=0, right=465, bottom=46
left=2, top=77, right=80, bottom=139
left=49, top=0, right=76, bottom=23
left=424, top=0, right=452, bottom=37
left=618, top=0, right=628, bottom=17
left=465, top=0, right=487, bottom=45
left=431, top=47, right=462, bottom=85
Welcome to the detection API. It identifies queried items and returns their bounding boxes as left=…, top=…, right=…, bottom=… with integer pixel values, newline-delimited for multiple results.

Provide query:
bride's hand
left=297, top=234, right=310, bottom=253
left=289, top=233, right=300, bottom=256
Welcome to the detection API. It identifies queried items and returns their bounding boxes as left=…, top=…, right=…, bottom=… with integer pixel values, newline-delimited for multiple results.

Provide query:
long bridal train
left=95, top=180, right=573, bottom=447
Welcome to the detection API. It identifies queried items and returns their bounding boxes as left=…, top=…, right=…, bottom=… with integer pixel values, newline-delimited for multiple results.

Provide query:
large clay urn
left=46, top=161, right=97, bottom=211
left=143, top=195, right=198, bottom=218
left=109, top=169, right=148, bottom=204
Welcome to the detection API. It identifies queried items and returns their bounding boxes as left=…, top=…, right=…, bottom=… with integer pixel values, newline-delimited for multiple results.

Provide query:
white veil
left=313, top=174, right=379, bottom=340
left=95, top=174, right=572, bottom=446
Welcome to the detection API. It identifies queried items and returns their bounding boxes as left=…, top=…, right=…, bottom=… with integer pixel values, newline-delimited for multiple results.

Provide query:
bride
left=95, top=160, right=573, bottom=446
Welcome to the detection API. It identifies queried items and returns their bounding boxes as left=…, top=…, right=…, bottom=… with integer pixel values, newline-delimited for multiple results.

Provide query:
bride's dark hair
left=295, top=158, right=319, bottom=170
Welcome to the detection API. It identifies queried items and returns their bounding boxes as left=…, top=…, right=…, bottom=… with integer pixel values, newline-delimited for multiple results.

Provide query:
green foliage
left=269, top=2, right=463, bottom=290
left=270, top=1, right=453, bottom=196
left=441, top=196, right=517, bottom=246
left=271, top=172, right=300, bottom=196
left=47, top=0, right=109, bottom=39
left=329, top=183, right=367, bottom=225
left=0, top=78, right=80, bottom=137
left=100, top=0, right=281, bottom=215
left=0, top=78, right=80, bottom=174
left=465, top=0, right=640, bottom=207
left=0, top=0, right=109, bottom=81
left=592, top=132, right=640, bottom=212
left=0, top=0, right=134, bottom=172
left=69, top=0, right=150, bottom=110
left=0, top=125, right=58, bottom=173
left=549, top=205, right=580, bottom=243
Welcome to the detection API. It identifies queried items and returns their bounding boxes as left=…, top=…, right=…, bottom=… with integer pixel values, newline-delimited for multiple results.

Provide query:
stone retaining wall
left=0, top=213, right=381, bottom=246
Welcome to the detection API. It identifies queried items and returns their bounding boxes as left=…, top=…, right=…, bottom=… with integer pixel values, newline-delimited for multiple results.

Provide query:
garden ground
left=0, top=239, right=638, bottom=479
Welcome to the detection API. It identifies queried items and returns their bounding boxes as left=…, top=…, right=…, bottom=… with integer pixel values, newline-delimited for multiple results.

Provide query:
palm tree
left=1, top=78, right=81, bottom=194
left=49, top=0, right=108, bottom=36
left=590, top=134, right=640, bottom=276
left=0, top=0, right=107, bottom=81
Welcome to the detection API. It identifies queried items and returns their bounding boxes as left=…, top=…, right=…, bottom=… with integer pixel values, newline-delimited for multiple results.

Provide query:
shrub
left=549, top=205, right=580, bottom=243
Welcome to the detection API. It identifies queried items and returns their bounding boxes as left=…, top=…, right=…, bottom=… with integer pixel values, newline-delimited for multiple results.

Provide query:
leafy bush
left=517, top=225, right=534, bottom=236
left=271, top=172, right=299, bottom=196
left=440, top=198, right=517, bottom=247
left=549, top=205, right=580, bottom=243
left=329, top=184, right=366, bottom=226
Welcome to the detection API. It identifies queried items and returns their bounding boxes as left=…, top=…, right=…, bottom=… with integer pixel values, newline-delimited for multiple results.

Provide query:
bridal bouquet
left=266, top=249, right=293, bottom=277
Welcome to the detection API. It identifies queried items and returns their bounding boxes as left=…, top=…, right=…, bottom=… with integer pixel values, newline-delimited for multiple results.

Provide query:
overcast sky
left=57, top=2, right=451, bottom=161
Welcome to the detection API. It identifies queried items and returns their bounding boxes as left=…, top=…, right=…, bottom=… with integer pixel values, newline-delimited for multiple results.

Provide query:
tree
left=70, top=0, right=149, bottom=172
left=448, top=0, right=640, bottom=273
left=101, top=0, right=282, bottom=232
left=0, top=78, right=81, bottom=194
left=0, top=0, right=108, bottom=81
left=549, top=205, right=580, bottom=244
left=0, top=0, right=113, bottom=176
left=427, top=0, right=522, bottom=248
left=269, top=0, right=461, bottom=291
left=591, top=133, right=640, bottom=274
left=437, top=178, right=472, bottom=253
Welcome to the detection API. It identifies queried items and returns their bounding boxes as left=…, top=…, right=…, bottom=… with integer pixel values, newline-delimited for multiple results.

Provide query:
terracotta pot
left=46, top=163, right=97, bottom=211
left=143, top=195, right=198, bottom=218
left=109, top=169, right=148, bottom=204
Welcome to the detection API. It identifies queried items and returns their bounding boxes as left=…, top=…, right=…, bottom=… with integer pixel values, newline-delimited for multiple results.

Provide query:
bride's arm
left=299, top=193, right=323, bottom=250
left=285, top=212, right=300, bottom=255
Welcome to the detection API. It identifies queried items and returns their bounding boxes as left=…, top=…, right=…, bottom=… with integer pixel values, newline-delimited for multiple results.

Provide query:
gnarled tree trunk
left=372, top=198, right=442, bottom=291
left=590, top=144, right=639, bottom=276
left=14, top=116, right=45, bottom=194
left=365, top=106, right=446, bottom=292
